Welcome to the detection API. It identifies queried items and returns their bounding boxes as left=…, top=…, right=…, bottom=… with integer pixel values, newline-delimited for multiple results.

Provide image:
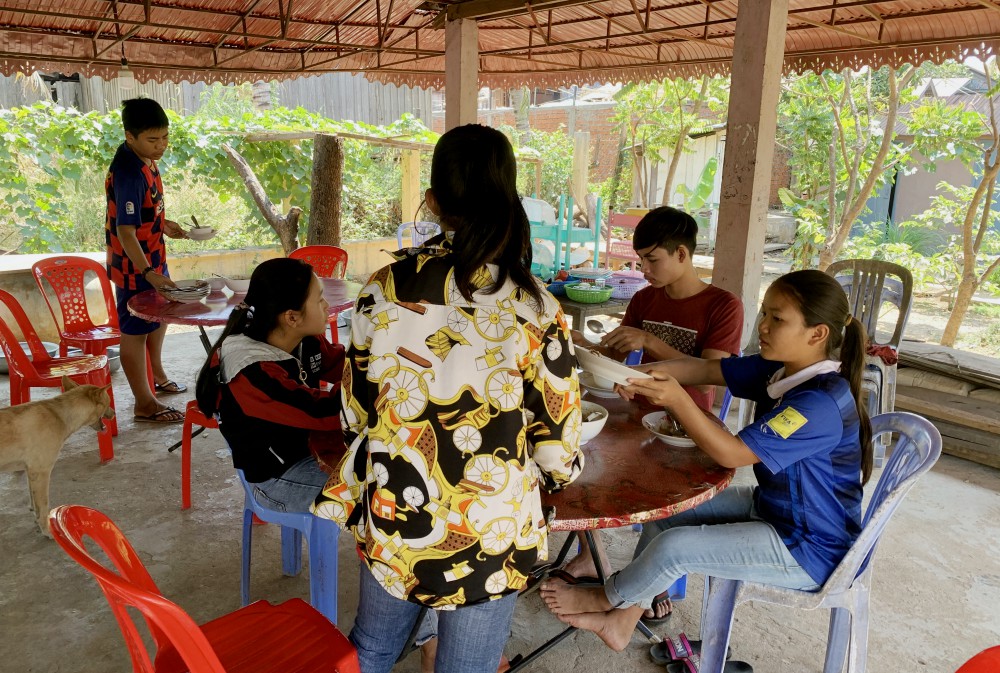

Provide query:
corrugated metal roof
left=0, top=1, right=997, bottom=87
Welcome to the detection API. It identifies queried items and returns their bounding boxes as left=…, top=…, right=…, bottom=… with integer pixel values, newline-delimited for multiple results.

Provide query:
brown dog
left=0, top=376, right=114, bottom=536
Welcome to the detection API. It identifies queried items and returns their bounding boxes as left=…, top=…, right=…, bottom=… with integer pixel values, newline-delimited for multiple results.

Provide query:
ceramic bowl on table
left=204, top=277, right=227, bottom=292
left=579, top=401, right=609, bottom=444
left=224, top=275, right=251, bottom=294
left=642, top=411, right=696, bottom=447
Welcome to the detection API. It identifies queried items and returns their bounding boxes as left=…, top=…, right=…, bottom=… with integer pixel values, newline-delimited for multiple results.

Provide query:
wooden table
left=556, top=295, right=630, bottom=328
left=507, top=395, right=735, bottom=671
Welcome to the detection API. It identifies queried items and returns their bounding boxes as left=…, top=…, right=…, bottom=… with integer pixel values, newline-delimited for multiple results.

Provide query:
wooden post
left=534, top=161, right=543, bottom=198
left=571, top=131, right=590, bottom=204
left=400, top=149, right=422, bottom=223
left=307, top=134, right=344, bottom=247
left=712, top=0, right=788, bottom=346
left=445, top=18, right=479, bottom=130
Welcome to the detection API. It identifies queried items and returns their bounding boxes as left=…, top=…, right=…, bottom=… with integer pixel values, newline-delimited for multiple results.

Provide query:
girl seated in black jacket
left=196, top=257, right=345, bottom=512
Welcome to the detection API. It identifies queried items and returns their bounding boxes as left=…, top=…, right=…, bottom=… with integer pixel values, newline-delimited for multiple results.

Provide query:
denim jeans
left=605, top=485, right=819, bottom=609
left=250, top=456, right=329, bottom=513
left=350, top=563, right=518, bottom=673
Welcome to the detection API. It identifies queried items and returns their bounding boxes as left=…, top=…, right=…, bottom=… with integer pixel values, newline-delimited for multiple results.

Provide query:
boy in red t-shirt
left=568, top=206, right=744, bottom=617
left=105, top=98, right=188, bottom=423
left=576, top=206, right=743, bottom=410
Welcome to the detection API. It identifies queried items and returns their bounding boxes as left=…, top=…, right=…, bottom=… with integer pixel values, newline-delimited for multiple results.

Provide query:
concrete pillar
left=713, top=0, right=788, bottom=345
left=445, top=18, right=479, bottom=130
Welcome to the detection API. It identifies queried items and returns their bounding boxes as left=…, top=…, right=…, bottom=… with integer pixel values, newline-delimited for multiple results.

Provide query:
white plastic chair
left=697, top=412, right=942, bottom=673
left=396, top=221, right=441, bottom=249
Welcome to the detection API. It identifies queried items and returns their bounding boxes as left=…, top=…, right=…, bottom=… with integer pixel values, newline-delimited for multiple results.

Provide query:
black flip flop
left=665, top=660, right=753, bottom=673
left=133, top=406, right=183, bottom=424
left=154, top=380, right=188, bottom=395
left=640, top=591, right=673, bottom=624
left=650, top=633, right=733, bottom=666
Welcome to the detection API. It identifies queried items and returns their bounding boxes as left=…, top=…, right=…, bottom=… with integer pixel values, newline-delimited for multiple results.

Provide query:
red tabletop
left=127, top=277, right=362, bottom=327
left=543, top=396, right=734, bottom=532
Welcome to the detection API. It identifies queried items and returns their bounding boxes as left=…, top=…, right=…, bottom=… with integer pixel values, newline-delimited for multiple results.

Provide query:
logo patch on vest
left=125, top=201, right=135, bottom=215
left=766, top=407, right=808, bottom=439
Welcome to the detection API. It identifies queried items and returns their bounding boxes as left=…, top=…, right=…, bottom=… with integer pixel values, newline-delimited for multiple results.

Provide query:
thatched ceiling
left=2, top=1, right=999, bottom=87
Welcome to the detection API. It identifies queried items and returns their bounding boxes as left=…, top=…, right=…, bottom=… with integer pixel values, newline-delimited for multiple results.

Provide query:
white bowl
left=642, top=411, right=696, bottom=447
left=187, top=227, right=216, bottom=240
left=224, top=275, right=251, bottom=294
left=580, top=401, right=609, bottom=444
left=579, top=371, right=618, bottom=399
left=204, top=277, right=227, bottom=292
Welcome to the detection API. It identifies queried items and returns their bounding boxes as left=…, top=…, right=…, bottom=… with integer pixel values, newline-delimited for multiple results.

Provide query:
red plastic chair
left=32, top=255, right=154, bottom=394
left=0, top=289, right=116, bottom=461
left=957, top=646, right=1000, bottom=673
left=181, top=399, right=218, bottom=510
left=288, top=245, right=349, bottom=343
left=49, top=505, right=361, bottom=673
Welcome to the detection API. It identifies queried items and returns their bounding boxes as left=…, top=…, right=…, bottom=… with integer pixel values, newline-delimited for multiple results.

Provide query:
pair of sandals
left=650, top=632, right=752, bottom=672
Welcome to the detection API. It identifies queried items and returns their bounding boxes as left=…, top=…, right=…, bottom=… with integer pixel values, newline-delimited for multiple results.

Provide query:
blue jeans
left=605, top=485, right=819, bottom=609
left=250, top=456, right=329, bottom=513
left=351, top=563, right=518, bottom=673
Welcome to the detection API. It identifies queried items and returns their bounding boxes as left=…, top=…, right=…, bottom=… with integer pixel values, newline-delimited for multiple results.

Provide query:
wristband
left=141, top=266, right=154, bottom=278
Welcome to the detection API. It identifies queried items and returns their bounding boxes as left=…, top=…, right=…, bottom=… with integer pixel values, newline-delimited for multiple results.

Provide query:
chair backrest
left=396, top=221, right=442, bottom=249
left=49, top=505, right=228, bottom=673
left=289, top=245, right=348, bottom=279
left=819, top=412, right=941, bottom=594
left=826, top=259, right=913, bottom=348
left=0, top=289, right=50, bottom=377
left=32, top=256, right=118, bottom=334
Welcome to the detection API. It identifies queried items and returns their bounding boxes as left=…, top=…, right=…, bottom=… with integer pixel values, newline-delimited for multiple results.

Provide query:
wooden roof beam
left=793, top=13, right=881, bottom=44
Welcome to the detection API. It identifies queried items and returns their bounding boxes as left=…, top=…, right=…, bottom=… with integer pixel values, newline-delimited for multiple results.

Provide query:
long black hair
left=195, top=257, right=314, bottom=414
left=430, top=124, right=542, bottom=306
left=770, top=270, right=874, bottom=484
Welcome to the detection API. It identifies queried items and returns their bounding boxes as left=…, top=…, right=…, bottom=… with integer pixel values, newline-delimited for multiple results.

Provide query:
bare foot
left=539, top=580, right=611, bottom=615
left=642, top=591, right=672, bottom=621
left=556, top=607, right=645, bottom=652
left=563, top=532, right=611, bottom=578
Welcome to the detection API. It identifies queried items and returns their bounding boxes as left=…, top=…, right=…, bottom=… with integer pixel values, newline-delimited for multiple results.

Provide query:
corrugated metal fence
left=0, top=72, right=433, bottom=127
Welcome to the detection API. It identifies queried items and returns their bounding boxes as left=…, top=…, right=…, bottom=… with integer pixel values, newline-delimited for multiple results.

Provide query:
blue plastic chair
left=236, top=469, right=341, bottom=624
left=697, top=412, right=942, bottom=673
left=396, top=221, right=441, bottom=249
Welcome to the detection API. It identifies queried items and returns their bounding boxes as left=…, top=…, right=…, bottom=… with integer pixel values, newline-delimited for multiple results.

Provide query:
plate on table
left=642, top=411, right=696, bottom=447
left=579, top=371, right=619, bottom=399
left=161, top=279, right=209, bottom=303
left=575, top=347, right=652, bottom=387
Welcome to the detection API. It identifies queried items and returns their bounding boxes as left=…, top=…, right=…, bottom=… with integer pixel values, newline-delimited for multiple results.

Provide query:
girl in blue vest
left=541, top=269, right=872, bottom=657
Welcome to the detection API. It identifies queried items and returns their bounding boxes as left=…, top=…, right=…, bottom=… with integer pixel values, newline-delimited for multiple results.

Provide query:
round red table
left=127, top=278, right=361, bottom=351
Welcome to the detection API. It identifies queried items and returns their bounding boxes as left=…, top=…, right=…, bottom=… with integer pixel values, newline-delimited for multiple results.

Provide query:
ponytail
left=840, top=316, right=873, bottom=484
left=195, top=304, right=251, bottom=416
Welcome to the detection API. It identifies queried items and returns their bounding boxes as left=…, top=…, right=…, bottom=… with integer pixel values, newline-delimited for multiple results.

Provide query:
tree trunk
left=817, top=66, right=916, bottom=271
left=222, top=144, right=300, bottom=255
left=510, top=87, right=531, bottom=145
left=660, top=131, right=685, bottom=207
left=940, top=273, right=977, bottom=346
left=307, top=134, right=343, bottom=247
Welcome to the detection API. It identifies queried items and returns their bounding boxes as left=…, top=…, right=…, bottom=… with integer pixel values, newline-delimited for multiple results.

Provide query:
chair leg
left=699, top=577, right=741, bottom=673
left=181, top=416, right=194, bottom=510
left=823, top=607, right=851, bottom=673
left=307, top=517, right=341, bottom=624
left=97, top=420, right=115, bottom=463
left=241, top=500, right=254, bottom=607
left=145, top=347, right=155, bottom=396
left=848, top=591, right=870, bottom=673
left=281, top=527, right=304, bottom=577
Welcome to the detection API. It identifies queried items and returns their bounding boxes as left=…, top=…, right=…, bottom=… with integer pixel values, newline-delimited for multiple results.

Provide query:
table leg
left=198, top=326, right=213, bottom=353
left=167, top=425, right=203, bottom=453
left=508, top=530, right=660, bottom=671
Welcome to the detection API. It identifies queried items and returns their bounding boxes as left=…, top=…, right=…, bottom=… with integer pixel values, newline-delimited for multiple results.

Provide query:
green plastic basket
left=565, top=284, right=613, bottom=303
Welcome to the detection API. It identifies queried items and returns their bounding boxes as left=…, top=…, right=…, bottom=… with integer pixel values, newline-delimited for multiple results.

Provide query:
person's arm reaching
left=116, top=226, right=175, bottom=291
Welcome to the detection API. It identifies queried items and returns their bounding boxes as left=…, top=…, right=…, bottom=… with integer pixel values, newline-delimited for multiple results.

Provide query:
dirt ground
left=2, top=294, right=999, bottom=672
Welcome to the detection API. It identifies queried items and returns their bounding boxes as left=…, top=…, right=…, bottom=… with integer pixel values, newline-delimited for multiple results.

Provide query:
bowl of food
left=642, top=411, right=696, bottom=447
left=224, top=275, right=251, bottom=294
left=580, top=401, right=609, bottom=444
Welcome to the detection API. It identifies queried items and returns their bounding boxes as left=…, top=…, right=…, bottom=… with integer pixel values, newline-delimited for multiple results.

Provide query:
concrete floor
left=1, top=328, right=999, bottom=672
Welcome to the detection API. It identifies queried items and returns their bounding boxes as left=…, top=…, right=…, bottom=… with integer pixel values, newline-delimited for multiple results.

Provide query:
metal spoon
left=586, top=319, right=607, bottom=335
